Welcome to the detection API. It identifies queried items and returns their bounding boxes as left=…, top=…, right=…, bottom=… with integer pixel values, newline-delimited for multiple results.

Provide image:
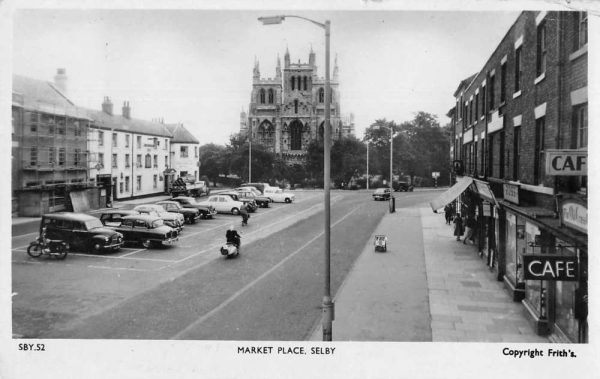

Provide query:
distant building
left=165, top=123, right=200, bottom=181
left=12, top=71, right=93, bottom=216
left=241, top=48, right=354, bottom=165
left=446, top=11, right=587, bottom=343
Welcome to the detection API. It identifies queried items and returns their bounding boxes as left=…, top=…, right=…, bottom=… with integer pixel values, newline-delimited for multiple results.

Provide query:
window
left=165, top=155, right=168, bottom=167
left=573, top=104, right=588, bottom=148
left=513, top=126, right=521, bottom=180
left=268, top=89, right=274, bottom=104
left=319, top=88, right=324, bottom=103
left=195, top=147, right=198, bottom=158
left=125, top=176, right=130, bottom=192
left=145, top=154, right=151, bottom=168
left=473, top=141, right=478, bottom=174
left=575, top=12, right=588, bottom=50
left=488, top=134, right=494, bottom=178
left=180, top=171, right=188, bottom=177
left=48, top=147, right=55, bottom=166
left=153, top=154, right=158, bottom=168
left=500, top=62, right=507, bottom=103
left=125, top=154, right=130, bottom=168
left=59, top=148, right=66, bottom=166
left=536, top=22, right=547, bottom=77
left=304, top=76, right=307, bottom=91
left=137, top=136, right=141, bottom=149
left=74, top=122, right=81, bottom=137
left=30, top=146, right=38, bottom=166
left=260, top=88, right=266, bottom=104
left=291, top=76, right=295, bottom=90
left=164, top=139, right=168, bottom=150
left=180, top=146, right=188, bottom=158
left=74, top=149, right=80, bottom=166
left=534, top=117, right=545, bottom=184
left=125, top=134, right=130, bottom=148
left=98, top=152, right=104, bottom=168
left=499, top=131, right=505, bottom=179
left=112, top=133, right=118, bottom=147
left=136, top=154, right=142, bottom=167
left=469, top=99, right=473, bottom=125
left=294, top=99, right=298, bottom=114
left=57, top=122, right=65, bottom=135
left=481, top=87, right=486, bottom=117
left=112, top=154, right=118, bottom=168
left=98, top=131, right=104, bottom=146
left=153, top=175, right=157, bottom=189
left=136, top=176, right=141, bottom=191
left=514, top=47, right=522, bottom=93
left=475, top=93, right=479, bottom=121
left=119, top=182, right=123, bottom=194
left=488, top=74, right=495, bottom=111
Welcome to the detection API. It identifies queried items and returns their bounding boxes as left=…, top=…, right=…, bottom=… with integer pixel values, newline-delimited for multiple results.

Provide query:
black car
left=105, top=214, right=179, bottom=248
left=40, top=212, right=124, bottom=253
left=235, top=189, right=270, bottom=208
left=99, top=210, right=140, bottom=227
left=170, top=196, right=218, bottom=219
left=394, top=181, right=414, bottom=192
left=219, top=191, right=258, bottom=212
left=156, top=201, right=201, bottom=224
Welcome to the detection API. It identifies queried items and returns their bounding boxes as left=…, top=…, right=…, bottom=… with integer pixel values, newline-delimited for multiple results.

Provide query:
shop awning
left=429, top=176, right=473, bottom=211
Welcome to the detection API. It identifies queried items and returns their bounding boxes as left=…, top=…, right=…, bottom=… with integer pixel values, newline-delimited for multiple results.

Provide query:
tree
left=331, top=135, right=367, bottom=186
left=198, top=143, right=227, bottom=187
left=226, top=133, right=276, bottom=182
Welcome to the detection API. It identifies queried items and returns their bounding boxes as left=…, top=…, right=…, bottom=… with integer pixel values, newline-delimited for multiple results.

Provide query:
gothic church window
left=268, top=89, right=274, bottom=104
left=291, top=77, right=295, bottom=90
left=319, top=88, right=324, bottom=103
left=294, top=99, right=298, bottom=114
left=260, top=89, right=266, bottom=104
left=290, top=120, right=303, bottom=150
left=304, top=76, right=307, bottom=91
left=258, top=120, right=275, bottom=146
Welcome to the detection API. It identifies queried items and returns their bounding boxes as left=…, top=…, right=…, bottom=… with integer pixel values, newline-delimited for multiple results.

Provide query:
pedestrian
left=463, top=214, right=476, bottom=244
left=453, top=213, right=464, bottom=241
left=240, top=204, right=249, bottom=226
left=444, top=204, right=453, bottom=224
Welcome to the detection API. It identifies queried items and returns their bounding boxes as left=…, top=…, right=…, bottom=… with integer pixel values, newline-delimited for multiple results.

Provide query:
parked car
left=169, top=196, right=217, bottom=219
left=196, top=194, right=245, bottom=215
left=39, top=212, right=124, bottom=253
left=393, top=181, right=414, bottom=192
left=133, top=204, right=184, bottom=232
left=98, top=210, right=140, bottom=227
left=234, top=188, right=270, bottom=208
left=105, top=214, right=179, bottom=248
left=156, top=200, right=201, bottom=224
left=170, top=176, right=210, bottom=197
left=263, top=187, right=295, bottom=203
left=372, top=188, right=391, bottom=201
left=240, top=182, right=270, bottom=194
left=219, top=191, right=258, bottom=212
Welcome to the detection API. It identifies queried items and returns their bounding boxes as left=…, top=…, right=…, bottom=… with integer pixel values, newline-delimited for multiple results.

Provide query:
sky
left=12, top=8, right=522, bottom=145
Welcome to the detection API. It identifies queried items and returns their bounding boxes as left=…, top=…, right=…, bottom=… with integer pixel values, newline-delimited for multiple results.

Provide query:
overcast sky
left=12, top=9, right=521, bottom=144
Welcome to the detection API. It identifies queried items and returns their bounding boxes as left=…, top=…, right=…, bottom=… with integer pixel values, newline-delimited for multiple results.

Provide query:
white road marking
left=119, top=248, right=148, bottom=257
left=88, top=265, right=150, bottom=272
left=170, top=205, right=360, bottom=339
left=68, top=252, right=176, bottom=263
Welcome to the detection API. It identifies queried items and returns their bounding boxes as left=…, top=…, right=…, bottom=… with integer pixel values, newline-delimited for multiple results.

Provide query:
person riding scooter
left=222, top=225, right=241, bottom=257
left=240, top=204, right=249, bottom=226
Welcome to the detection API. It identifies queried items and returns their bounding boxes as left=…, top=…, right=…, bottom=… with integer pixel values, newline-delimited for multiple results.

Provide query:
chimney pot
left=122, top=101, right=131, bottom=119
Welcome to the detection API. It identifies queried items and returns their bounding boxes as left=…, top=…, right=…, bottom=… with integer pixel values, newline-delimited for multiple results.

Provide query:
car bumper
left=104, top=242, right=123, bottom=250
left=161, top=237, right=179, bottom=245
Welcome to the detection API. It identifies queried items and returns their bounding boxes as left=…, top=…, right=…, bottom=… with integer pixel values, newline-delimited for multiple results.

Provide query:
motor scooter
left=27, top=236, right=69, bottom=260
left=220, top=236, right=241, bottom=258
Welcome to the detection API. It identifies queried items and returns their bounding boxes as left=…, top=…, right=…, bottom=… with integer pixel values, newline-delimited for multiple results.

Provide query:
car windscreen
left=85, top=219, right=104, bottom=230
left=151, top=219, right=165, bottom=228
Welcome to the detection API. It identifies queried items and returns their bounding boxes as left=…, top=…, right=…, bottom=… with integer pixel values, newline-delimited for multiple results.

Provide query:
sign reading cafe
left=545, top=149, right=587, bottom=176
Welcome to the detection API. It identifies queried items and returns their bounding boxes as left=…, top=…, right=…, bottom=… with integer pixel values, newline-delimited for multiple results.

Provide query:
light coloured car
left=263, top=187, right=295, bottom=203
left=196, top=195, right=245, bottom=215
left=133, top=204, right=185, bottom=231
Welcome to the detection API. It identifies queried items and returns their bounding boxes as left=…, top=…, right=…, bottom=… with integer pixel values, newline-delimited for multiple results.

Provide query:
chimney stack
left=54, top=68, right=67, bottom=94
left=122, top=101, right=131, bottom=119
left=102, top=96, right=113, bottom=115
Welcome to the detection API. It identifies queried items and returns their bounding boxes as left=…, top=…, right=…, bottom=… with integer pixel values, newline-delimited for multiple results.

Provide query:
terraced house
left=446, top=11, right=587, bottom=342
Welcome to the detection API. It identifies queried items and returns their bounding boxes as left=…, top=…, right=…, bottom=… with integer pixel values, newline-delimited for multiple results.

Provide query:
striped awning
left=429, top=176, right=473, bottom=211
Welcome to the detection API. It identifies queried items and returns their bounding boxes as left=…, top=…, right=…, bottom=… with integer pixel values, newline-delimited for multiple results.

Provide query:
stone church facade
left=241, top=48, right=354, bottom=164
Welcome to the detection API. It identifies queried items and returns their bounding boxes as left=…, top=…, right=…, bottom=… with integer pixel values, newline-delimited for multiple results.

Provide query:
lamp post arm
left=281, top=15, right=326, bottom=29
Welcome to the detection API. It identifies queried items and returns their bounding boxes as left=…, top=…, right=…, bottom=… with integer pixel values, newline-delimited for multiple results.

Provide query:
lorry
left=169, top=175, right=210, bottom=197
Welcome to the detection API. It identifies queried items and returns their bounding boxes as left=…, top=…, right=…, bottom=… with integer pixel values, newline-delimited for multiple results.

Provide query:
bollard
left=389, top=196, right=395, bottom=213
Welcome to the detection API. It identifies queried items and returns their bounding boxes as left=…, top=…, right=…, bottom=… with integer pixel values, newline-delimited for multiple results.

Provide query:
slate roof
left=12, top=74, right=89, bottom=120
left=165, top=123, right=200, bottom=144
left=84, top=108, right=173, bottom=138
left=453, top=73, right=478, bottom=97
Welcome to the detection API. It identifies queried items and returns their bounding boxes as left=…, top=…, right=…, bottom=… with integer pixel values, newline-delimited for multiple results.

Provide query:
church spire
left=309, top=45, right=315, bottom=66
left=253, top=57, right=260, bottom=79
left=284, top=46, right=290, bottom=67
left=276, top=54, right=282, bottom=79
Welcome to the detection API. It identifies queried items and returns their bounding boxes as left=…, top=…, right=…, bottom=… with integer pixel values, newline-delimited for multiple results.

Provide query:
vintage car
left=169, top=196, right=217, bottom=219
left=234, top=188, right=270, bottom=208
left=133, top=204, right=184, bottom=232
left=98, top=210, right=140, bottom=227
left=105, top=214, right=179, bottom=248
left=240, top=182, right=270, bottom=194
left=219, top=191, right=258, bottom=212
left=372, top=188, right=391, bottom=201
left=39, top=212, right=124, bottom=253
left=156, top=200, right=201, bottom=224
left=263, top=187, right=295, bottom=203
left=196, top=194, right=245, bottom=215
left=393, top=181, right=415, bottom=192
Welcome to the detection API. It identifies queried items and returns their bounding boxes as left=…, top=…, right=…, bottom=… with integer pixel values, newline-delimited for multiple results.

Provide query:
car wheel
left=27, top=243, right=43, bottom=258
left=285, top=198, right=292, bottom=203
left=141, top=239, right=152, bottom=248
left=91, top=242, right=103, bottom=253
left=231, top=208, right=240, bottom=215
left=188, top=217, right=196, bottom=224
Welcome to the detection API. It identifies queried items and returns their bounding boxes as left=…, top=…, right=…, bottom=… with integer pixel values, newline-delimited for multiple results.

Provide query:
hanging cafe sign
left=545, top=149, right=587, bottom=176
left=522, top=255, right=579, bottom=281
left=561, top=200, right=587, bottom=234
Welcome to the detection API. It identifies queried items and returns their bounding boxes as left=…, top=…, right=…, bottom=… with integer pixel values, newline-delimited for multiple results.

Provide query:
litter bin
left=389, top=196, right=395, bottom=213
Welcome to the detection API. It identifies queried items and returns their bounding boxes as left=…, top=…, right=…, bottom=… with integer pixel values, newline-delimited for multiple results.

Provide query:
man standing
left=463, top=214, right=476, bottom=244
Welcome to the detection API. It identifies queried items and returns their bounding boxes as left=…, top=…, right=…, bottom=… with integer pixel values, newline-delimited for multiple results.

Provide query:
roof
left=100, top=210, right=139, bottom=215
left=84, top=108, right=173, bottom=138
left=165, top=123, right=200, bottom=144
left=453, top=73, right=478, bottom=97
left=12, top=74, right=89, bottom=120
left=42, top=212, right=99, bottom=222
left=122, top=214, right=162, bottom=222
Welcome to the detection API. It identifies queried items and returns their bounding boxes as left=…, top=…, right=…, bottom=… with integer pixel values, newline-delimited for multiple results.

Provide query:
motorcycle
left=27, top=237, right=69, bottom=260
left=220, top=235, right=241, bottom=258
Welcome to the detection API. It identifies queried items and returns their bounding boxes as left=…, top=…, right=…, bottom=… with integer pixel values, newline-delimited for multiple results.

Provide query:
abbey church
left=240, top=48, right=354, bottom=164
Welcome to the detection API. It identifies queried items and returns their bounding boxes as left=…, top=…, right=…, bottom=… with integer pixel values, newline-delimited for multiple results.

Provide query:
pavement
left=309, top=205, right=550, bottom=343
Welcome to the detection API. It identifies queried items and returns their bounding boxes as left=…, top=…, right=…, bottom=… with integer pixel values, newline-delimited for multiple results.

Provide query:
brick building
left=241, top=49, right=354, bottom=165
left=443, top=11, right=587, bottom=343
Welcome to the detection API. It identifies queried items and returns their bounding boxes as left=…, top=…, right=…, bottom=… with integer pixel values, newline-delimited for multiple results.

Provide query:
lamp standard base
left=322, top=296, right=334, bottom=341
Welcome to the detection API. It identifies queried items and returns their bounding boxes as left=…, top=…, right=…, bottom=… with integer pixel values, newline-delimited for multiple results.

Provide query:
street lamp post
left=366, top=142, right=369, bottom=190
left=248, top=135, right=252, bottom=182
left=389, top=126, right=394, bottom=213
left=259, top=15, right=333, bottom=341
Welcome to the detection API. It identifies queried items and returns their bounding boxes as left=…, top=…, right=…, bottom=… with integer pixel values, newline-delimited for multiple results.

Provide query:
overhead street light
left=259, top=14, right=333, bottom=341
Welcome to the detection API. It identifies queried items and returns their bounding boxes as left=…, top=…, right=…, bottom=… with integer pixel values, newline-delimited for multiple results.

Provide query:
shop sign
left=503, top=183, right=519, bottom=204
left=561, top=201, right=587, bottom=234
left=523, top=255, right=578, bottom=281
left=474, top=180, right=496, bottom=204
left=482, top=201, right=492, bottom=217
left=545, top=149, right=587, bottom=176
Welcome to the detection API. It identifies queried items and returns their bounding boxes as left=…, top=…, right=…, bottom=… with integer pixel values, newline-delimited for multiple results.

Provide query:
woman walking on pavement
left=453, top=213, right=464, bottom=241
